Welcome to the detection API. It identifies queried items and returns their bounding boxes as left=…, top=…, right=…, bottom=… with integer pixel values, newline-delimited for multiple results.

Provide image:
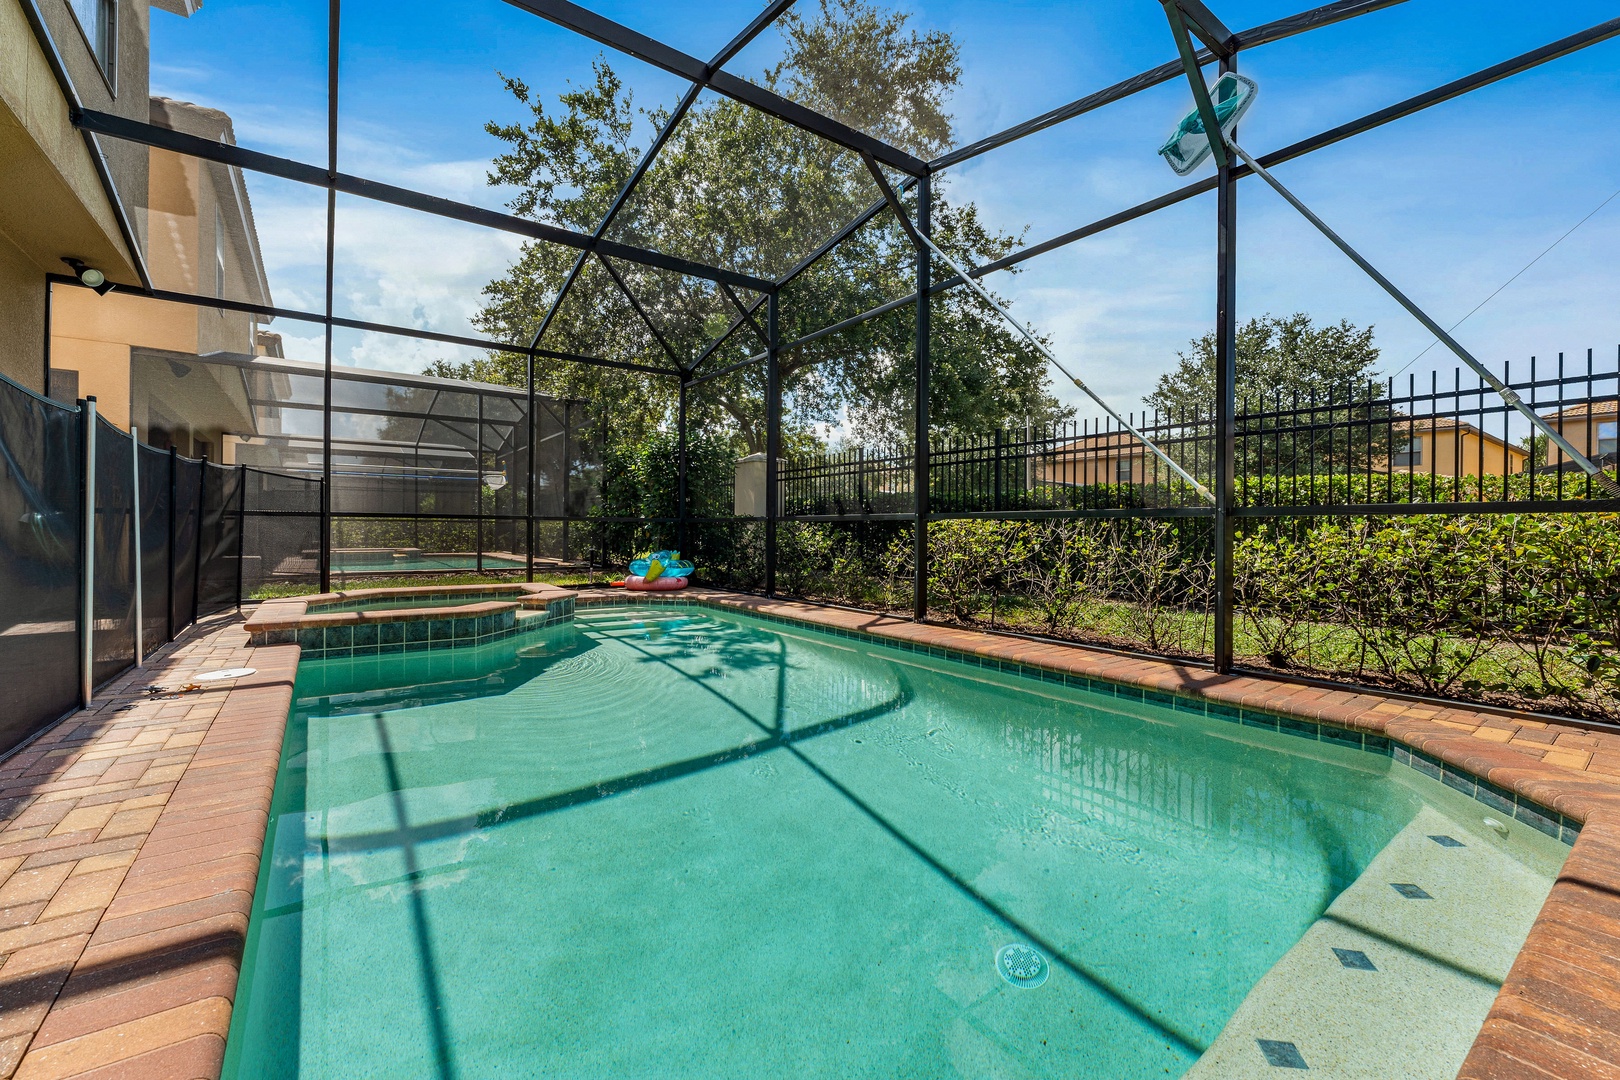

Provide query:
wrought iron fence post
left=994, top=428, right=1004, bottom=511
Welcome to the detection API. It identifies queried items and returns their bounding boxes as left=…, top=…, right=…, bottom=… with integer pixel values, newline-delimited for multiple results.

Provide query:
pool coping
left=8, top=588, right=1620, bottom=1078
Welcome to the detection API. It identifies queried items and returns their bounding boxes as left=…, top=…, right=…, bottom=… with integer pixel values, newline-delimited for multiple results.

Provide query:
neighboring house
left=1387, top=417, right=1528, bottom=478
left=1038, top=415, right=1531, bottom=486
left=1539, top=400, right=1618, bottom=470
left=1038, top=431, right=1151, bottom=487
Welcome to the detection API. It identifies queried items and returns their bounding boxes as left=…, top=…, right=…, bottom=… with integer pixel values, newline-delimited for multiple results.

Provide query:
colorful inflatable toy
left=624, top=574, right=688, bottom=591
left=624, top=550, right=694, bottom=591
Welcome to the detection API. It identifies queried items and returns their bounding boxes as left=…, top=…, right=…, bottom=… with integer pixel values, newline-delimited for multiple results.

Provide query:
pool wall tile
left=1442, top=768, right=1478, bottom=797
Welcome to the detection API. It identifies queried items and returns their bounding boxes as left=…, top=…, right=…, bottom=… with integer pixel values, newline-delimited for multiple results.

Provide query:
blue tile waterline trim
left=575, top=595, right=1582, bottom=846
left=294, top=596, right=576, bottom=662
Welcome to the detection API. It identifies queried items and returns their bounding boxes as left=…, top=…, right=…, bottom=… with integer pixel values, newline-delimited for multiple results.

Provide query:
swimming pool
left=223, top=605, right=1568, bottom=1078
left=331, top=551, right=527, bottom=574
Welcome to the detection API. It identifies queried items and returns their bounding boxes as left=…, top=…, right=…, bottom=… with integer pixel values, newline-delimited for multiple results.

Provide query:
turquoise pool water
left=223, top=607, right=1532, bottom=1078
left=331, top=552, right=526, bottom=574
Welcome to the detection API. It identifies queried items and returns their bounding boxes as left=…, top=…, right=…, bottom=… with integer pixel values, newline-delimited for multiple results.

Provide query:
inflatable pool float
left=629, top=551, right=694, bottom=580
left=624, top=575, right=688, bottom=591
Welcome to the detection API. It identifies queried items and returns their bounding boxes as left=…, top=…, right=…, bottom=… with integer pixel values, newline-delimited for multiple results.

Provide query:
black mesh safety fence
left=0, top=376, right=83, bottom=751
left=137, top=445, right=173, bottom=649
left=92, top=418, right=137, bottom=688
left=197, top=462, right=243, bottom=616
left=242, top=467, right=321, bottom=595
left=171, top=458, right=201, bottom=636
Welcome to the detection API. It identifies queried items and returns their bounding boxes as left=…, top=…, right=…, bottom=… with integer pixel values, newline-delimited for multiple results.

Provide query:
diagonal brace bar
left=596, top=254, right=688, bottom=372
left=1162, top=1, right=1229, bottom=168
left=721, top=283, right=770, bottom=351
left=1223, top=134, right=1620, bottom=496
left=859, top=154, right=1216, bottom=503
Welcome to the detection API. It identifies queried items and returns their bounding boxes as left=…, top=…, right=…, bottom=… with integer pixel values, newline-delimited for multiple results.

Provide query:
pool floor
left=223, top=607, right=1567, bottom=1079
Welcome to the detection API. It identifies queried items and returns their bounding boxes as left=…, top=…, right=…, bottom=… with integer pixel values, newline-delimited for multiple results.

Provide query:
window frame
left=1598, top=420, right=1617, bottom=457
left=1391, top=435, right=1423, bottom=467
left=63, top=0, right=118, bottom=95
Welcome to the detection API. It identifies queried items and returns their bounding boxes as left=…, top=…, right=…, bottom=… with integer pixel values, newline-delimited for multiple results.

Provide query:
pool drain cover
left=996, top=944, right=1048, bottom=989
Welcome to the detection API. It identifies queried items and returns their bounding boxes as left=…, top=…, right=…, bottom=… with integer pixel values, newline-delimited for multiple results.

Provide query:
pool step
left=1183, top=804, right=1565, bottom=1079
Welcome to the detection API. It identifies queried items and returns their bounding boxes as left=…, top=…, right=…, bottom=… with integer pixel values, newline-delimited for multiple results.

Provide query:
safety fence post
left=80, top=397, right=97, bottom=708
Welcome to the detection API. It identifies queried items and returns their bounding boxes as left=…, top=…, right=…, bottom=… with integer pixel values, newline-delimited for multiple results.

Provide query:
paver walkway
left=0, top=612, right=296, bottom=1080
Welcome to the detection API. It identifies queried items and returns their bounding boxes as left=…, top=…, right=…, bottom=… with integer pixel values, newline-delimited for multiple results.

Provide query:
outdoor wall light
left=62, top=258, right=115, bottom=295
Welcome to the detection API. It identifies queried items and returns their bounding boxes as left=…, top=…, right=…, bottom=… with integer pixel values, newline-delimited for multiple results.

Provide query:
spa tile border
left=246, top=585, right=575, bottom=659
left=578, top=588, right=1620, bottom=1080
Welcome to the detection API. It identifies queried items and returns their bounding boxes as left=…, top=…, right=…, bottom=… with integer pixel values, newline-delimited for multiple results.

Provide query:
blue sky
left=149, top=0, right=1620, bottom=432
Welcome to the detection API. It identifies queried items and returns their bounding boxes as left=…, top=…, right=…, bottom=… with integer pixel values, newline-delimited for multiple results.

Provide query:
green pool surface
left=222, top=606, right=1565, bottom=1079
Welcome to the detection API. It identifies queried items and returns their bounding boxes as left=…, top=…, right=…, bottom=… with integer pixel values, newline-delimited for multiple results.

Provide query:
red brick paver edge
left=0, top=616, right=296, bottom=1080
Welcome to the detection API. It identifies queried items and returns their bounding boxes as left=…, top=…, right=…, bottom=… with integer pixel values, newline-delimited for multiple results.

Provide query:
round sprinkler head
left=996, top=943, right=1049, bottom=989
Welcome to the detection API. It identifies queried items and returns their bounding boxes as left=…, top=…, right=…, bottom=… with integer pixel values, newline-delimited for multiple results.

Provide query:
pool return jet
left=859, top=156, right=1216, bottom=504
left=1157, top=0, right=1620, bottom=497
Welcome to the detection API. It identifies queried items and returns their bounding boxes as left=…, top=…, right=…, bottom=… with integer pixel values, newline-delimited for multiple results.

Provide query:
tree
left=454, top=0, right=1067, bottom=458
left=1145, top=313, right=1391, bottom=476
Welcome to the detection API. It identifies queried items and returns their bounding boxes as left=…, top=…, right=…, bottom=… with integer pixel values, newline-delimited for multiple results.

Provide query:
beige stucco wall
left=0, top=230, right=45, bottom=391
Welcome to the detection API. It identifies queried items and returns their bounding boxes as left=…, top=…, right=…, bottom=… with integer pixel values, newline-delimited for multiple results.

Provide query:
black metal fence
left=784, top=350, right=1620, bottom=518
left=0, top=372, right=323, bottom=756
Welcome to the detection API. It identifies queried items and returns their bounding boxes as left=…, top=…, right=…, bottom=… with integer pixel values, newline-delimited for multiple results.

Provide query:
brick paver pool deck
left=1, top=589, right=1617, bottom=1078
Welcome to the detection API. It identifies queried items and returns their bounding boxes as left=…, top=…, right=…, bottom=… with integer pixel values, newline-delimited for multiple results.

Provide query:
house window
left=1600, top=421, right=1617, bottom=457
left=1392, top=436, right=1422, bottom=466
left=66, top=0, right=116, bottom=86
left=1115, top=457, right=1133, bottom=485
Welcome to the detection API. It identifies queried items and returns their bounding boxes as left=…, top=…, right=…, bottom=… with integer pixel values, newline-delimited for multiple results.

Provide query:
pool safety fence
left=0, top=371, right=324, bottom=755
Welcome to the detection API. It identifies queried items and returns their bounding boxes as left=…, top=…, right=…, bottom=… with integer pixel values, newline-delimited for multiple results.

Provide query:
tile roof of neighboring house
left=1545, top=399, right=1619, bottom=420
left=1391, top=415, right=1525, bottom=454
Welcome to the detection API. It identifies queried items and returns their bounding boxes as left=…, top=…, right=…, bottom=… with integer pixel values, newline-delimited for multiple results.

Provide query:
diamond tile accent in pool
left=1257, top=1039, right=1309, bottom=1069
left=1390, top=883, right=1433, bottom=899
left=1332, top=948, right=1377, bottom=971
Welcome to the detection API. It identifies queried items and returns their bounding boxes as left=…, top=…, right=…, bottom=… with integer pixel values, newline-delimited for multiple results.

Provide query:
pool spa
left=223, top=603, right=1572, bottom=1079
